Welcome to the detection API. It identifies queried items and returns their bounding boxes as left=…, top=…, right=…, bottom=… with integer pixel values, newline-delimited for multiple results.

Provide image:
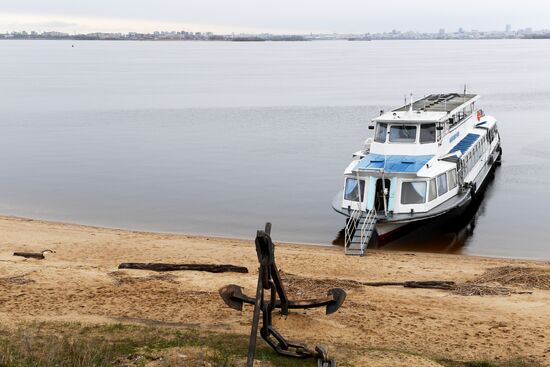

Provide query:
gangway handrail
left=359, top=208, right=377, bottom=253
left=344, top=209, right=362, bottom=252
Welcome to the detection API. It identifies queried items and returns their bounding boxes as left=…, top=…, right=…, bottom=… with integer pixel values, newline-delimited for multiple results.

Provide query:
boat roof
left=394, top=93, right=478, bottom=113
left=353, top=154, right=434, bottom=173
left=373, top=93, right=480, bottom=123
left=449, top=133, right=480, bottom=155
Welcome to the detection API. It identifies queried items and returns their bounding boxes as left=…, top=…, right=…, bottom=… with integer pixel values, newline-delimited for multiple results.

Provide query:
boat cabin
left=341, top=93, right=498, bottom=217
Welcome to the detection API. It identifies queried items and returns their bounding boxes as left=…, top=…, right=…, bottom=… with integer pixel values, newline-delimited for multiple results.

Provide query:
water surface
left=0, top=40, right=549, bottom=259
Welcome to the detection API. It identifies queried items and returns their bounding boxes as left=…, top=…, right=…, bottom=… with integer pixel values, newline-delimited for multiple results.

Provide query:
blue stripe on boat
left=449, top=133, right=480, bottom=155
left=354, top=154, right=433, bottom=173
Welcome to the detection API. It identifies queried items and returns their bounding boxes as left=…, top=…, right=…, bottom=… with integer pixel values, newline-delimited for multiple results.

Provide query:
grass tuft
left=438, top=357, right=543, bottom=367
left=0, top=322, right=314, bottom=367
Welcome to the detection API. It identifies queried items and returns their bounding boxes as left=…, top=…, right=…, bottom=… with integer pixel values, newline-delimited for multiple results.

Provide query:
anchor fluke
left=326, top=288, right=346, bottom=315
left=219, top=284, right=245, bottom=311
left=219, top=284, right=346, bottom=313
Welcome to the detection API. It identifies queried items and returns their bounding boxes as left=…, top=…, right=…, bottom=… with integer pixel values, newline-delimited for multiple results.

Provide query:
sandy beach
left=0, top=215, right=548, bottom=366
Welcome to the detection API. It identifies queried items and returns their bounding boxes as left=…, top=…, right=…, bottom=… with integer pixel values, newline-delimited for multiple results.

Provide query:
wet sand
left=0, top=215, right=548, bottom=366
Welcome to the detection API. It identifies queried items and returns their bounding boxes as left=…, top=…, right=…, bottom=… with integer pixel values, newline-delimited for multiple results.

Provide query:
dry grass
left=474, top=266, right=550, bottom=290
left=0, top=325, right=120, bottom=367
left=451, top=283, right=514, bottom=296
left=0, top=322, right=311, bottom=367
left=107, top=271, right=178, bottom=286
left=449, top=265, right=550, bottom=296
left=0, top=322, right=538, bottom=367
left=279, top=270, right=539, bottom=298
left=0, top=273, right=35, bottom=285
left=279, top=271, right=363, bottom=298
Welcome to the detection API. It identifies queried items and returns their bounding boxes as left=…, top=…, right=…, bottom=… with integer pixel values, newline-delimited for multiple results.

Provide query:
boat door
left=374, top=178, right=391, bottom=212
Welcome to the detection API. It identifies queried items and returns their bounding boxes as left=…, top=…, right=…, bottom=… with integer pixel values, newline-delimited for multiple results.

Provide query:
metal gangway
left=344, top=208, right=377, bottom=256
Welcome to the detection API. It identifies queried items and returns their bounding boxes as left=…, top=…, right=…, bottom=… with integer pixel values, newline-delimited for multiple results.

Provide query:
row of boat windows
left=343, top=170, right=458, bottom=205
left=374, top=123, right=436, bottom=144
left=460, top=128, right=495, bottom=177
left=401, top=169, right=458, bottom=205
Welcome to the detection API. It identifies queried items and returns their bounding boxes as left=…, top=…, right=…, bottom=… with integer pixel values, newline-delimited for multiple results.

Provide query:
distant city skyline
left=3, top=25, right=548, bottom=42
left=1, top=23, right=549, bottom=41
left=1, top=1, right=550, bottom=34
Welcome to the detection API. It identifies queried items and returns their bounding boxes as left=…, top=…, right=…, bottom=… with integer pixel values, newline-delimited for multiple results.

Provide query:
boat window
left=344, top=178, right=365, bottom=202
left=419, top=123, right=436, bottom=143
left=389, top=125, right=417, bottom=143
left=437, top=173, right=448, bottom=196
left=449, top=115, right=457, bottom=128
left=428, top=179, right=437, bottom=201
left=374, top=123, right=387, bottom=143
left=448, top=169, right=458, bottom=190
left=401, top=181, right=427, bottom=204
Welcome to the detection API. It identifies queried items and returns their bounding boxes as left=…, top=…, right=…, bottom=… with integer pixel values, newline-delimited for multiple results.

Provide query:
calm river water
left=1, top=40, right=549, bottom=259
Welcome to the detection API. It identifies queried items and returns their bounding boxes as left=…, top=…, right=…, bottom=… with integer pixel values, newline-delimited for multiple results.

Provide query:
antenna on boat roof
left=409, top=92, right=413, bottom=113
left=463, top=84, right=467, bottom=97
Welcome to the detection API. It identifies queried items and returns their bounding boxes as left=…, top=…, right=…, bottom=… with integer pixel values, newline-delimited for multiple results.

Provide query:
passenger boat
left=332, top=93, right=502, bottom=255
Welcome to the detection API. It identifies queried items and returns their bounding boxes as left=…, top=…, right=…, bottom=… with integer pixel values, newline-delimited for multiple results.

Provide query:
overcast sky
left=1, top=0, right=549, bottom=34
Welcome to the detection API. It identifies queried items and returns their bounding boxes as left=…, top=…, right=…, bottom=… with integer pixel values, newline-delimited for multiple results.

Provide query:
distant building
left=42, top=31, right=69, bottom=38
left=458, top=27, right=465, bottom=34
left=506, top=24, right=512, bottom=33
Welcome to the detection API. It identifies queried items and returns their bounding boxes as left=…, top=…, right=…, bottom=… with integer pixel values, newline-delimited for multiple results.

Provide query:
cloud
left=0, top=12, right=311, bottom=34
left=31, top=20, right=78, bottom=28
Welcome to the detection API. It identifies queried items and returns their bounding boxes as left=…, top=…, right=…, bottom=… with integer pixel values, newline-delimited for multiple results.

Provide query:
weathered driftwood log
left=403, top=281, right=455, bottom=289
left=13, top=249, right=55, bottom=260
left=118, top=262, right=248, bottom=273
left=360, top=280, right=455, bottom=290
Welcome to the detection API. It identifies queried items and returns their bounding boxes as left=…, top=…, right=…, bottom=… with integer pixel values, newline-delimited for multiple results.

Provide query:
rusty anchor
left=219, top=223, right=346, bottom=367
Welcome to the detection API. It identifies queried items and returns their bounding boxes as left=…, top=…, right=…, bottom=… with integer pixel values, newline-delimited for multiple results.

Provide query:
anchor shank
left=246, top=267, right=264, bottom=367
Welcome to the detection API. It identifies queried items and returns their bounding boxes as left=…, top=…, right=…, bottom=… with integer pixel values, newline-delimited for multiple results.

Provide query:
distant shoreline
left=1, top=37, right=547, bottom=42
left=0, top=214, right=547, bottom=261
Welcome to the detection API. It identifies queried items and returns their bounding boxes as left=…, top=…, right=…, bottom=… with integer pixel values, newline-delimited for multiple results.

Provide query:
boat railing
left=344, top=209, right=362, bottom=252
left=359, top=208, right=378, bottom=253
left=363, top=137, right=373, bottom=153
left=457, top=160, right=466, bottom=189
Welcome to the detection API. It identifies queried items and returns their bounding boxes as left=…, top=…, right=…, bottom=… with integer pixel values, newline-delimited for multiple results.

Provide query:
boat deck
left=393, top=93, right=477, bottom=113
left=332, top=189, right=472, bottom=224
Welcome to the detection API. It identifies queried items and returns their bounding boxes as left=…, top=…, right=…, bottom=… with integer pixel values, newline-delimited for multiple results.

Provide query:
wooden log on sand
left=360, top=280, right=455, bottom=290
left=13, top=250, right=55, bottom=260
left=118, top=263, right=248, bottom=273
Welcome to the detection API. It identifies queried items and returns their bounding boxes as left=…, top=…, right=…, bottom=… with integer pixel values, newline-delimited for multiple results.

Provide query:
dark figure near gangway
left=219, top=223, right=346, bottom=367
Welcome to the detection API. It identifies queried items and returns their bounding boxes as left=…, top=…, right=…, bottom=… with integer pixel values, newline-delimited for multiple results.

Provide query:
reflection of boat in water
left=332, top=93, right=502, bottom=255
